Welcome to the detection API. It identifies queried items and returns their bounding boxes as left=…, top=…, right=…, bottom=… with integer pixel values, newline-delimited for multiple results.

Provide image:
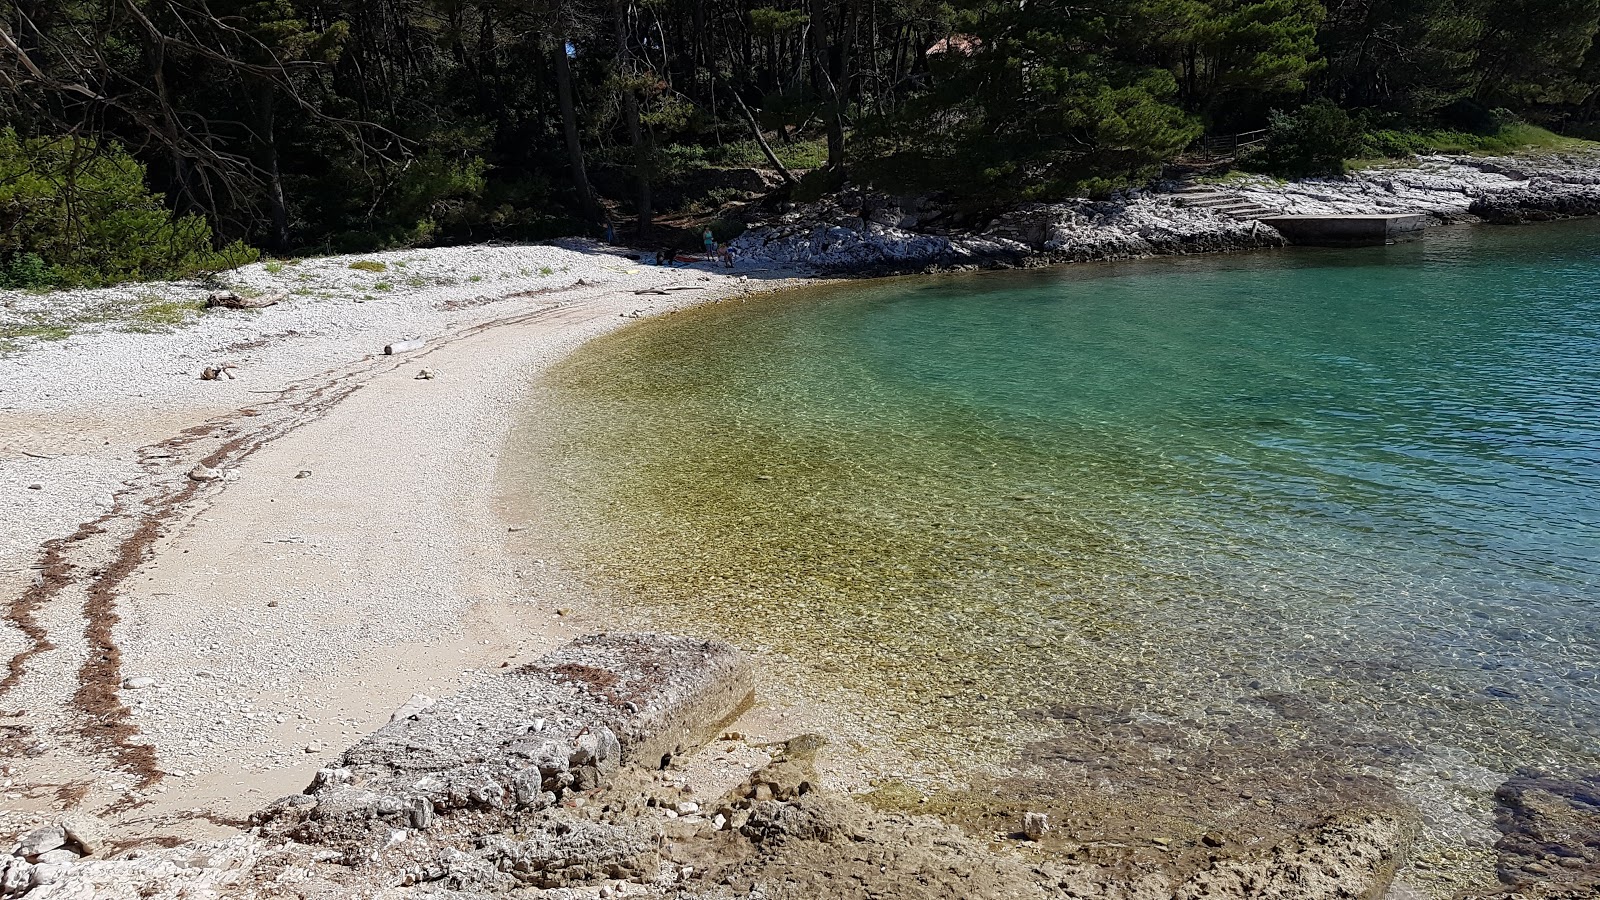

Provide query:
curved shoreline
left=4, top=160, right=1600, bottom=893
left=0, top=247, right=811, bottom=850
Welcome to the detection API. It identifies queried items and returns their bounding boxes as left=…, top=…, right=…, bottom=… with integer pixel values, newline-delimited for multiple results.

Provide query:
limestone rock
left=388, top=693, right=435, bottom=722
left=60, top=813, right=103, bottom=851
left=1, top=858, right=32, bottom=897
left=33, top=848, right=78, bottom=865
left=14, top=825, right=65, bottom=858
left=1022, top=811, right=1049, bottom=840
left=255, top=632, right=752, bottom=855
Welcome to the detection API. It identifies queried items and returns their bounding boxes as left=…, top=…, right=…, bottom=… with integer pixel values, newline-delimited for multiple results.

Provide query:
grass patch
left=1355, top=124, right=1595, bottom=163
left=469, top=274, right=483, bottom=282
left=373, top=281, right=393, bottom=291
left=538, top=266, right=555, bottom=276
left=677, top=137, right=831, bottom=171
left=0, top=323, right=71, bottom=348
left=126, top=295, right=206, bottom=332
left=348, top=260, right=388, bottom=273
left=263, top=260, right=286, bottom=275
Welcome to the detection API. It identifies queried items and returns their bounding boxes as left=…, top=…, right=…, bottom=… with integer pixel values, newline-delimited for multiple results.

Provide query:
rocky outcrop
left=731, top=187, right=1282, bottom=274
left=2, top=632, right=754, bottom=899
left=1470, top=180, right=1600, bottom=223
left=731, top=153, right=1600, bottom=274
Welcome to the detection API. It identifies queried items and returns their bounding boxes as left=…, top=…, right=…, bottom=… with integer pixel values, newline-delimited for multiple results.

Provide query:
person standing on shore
left=604, top=219, right=616, bottom=244
left=703, top=226, right=716, bottom=255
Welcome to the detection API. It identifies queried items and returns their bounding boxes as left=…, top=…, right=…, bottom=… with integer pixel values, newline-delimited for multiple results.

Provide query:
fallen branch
left=206, top=291, right=285, bottom=310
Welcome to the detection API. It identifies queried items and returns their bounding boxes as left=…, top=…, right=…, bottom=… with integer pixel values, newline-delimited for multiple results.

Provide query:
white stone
left=388, top=693, right=434, bottom=723
left=1, top=858, right=33, bottom=895
left=29, top=862, right=65, bottom=886
left=33, top=848, right=78, bottom=866
left=15, top=825, right=65, bottom=858
left=1022, top=811, right=1050, bottom=840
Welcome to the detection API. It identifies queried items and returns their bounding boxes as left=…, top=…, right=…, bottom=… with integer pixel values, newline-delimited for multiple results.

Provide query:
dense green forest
left=4, top=0, right=1600, bottom=285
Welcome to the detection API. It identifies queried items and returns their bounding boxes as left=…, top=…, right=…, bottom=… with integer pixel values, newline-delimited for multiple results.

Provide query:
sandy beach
left=0, top=242, right=815, bottom=849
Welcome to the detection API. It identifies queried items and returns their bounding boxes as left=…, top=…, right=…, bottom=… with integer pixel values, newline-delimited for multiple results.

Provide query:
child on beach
left=703, top=227, right=716, bottom=255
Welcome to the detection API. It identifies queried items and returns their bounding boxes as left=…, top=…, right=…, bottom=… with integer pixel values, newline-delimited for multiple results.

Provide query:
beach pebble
left=676, top=801, right=699, bottom=815
left=26, top=483, right=42, bottom=491
left=414, top=368, right=435, bottom=380
left=122, top=676, right=157, bottom=689
left=188, top=464, right=221, bottom=482
left=1022, top=812, right=1049, bottom=841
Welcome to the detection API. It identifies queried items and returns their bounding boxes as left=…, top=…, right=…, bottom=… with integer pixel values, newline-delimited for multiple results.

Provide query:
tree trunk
left=553, top=36, right=601, bottom=222
left=809, top=0, right=844, bottom=170
left=615, top=0, right=652, bottom=232
left=257, top=80, right=290, bottom=254
left=729, top=85, right=798, bottom=185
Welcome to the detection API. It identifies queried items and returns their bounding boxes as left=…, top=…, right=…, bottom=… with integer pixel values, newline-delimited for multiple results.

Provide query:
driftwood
left=206, top=291, right=285, bottom=310
left=384, top=339, right=426, bottom=354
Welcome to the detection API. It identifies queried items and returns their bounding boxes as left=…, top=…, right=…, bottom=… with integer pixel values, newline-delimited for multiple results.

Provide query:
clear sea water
left=507, top=220, right=1600, bottom=873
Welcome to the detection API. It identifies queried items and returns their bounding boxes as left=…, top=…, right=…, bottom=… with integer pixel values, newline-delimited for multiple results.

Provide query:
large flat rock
left=1256, top=214, right=1427, bottom=246
left=256, top=632, right=753, bottom=853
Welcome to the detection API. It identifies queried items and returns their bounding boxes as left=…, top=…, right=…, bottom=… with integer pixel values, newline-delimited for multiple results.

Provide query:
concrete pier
left=1258, top=214, right=1427, bottom=247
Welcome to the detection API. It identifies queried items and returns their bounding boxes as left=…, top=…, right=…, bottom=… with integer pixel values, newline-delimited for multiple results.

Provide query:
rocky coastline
left=728, top=153, right=1600, bottom=274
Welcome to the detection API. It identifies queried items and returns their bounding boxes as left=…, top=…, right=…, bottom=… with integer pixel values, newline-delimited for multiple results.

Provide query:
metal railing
left=1191, top=128, right=1270, bottom=161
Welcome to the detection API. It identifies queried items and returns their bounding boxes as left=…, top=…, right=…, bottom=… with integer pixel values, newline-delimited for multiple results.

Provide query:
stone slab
left=1257, top=214, right=1428, bottom=247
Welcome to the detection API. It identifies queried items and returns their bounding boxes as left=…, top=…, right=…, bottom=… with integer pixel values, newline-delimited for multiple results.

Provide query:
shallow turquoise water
left=510, top=221, right=1600, bottom=835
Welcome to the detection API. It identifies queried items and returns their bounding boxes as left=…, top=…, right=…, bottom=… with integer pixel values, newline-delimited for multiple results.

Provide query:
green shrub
left=1251, top=100, right=1360, bottom=177
left=0, top=129, right=256, bottom=288
left=0, top=252, right=52, bottom=290
left=707, top=218, right=747, bottom=242
left=348, top=259, right=388, bottom=272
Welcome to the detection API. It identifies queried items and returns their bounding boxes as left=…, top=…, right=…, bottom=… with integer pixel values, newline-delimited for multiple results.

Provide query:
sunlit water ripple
left=505, top=220, right=1600, bottom=872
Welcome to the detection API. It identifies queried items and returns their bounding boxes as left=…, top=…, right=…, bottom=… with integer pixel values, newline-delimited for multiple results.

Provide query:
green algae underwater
left=505, top=220, right=1600, bottom=886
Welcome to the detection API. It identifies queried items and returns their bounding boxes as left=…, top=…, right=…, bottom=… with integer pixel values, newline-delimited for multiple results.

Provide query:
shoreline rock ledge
left=1, top=632, right=756, bottom=899
left=0, top=630, right=1430, bottom=899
